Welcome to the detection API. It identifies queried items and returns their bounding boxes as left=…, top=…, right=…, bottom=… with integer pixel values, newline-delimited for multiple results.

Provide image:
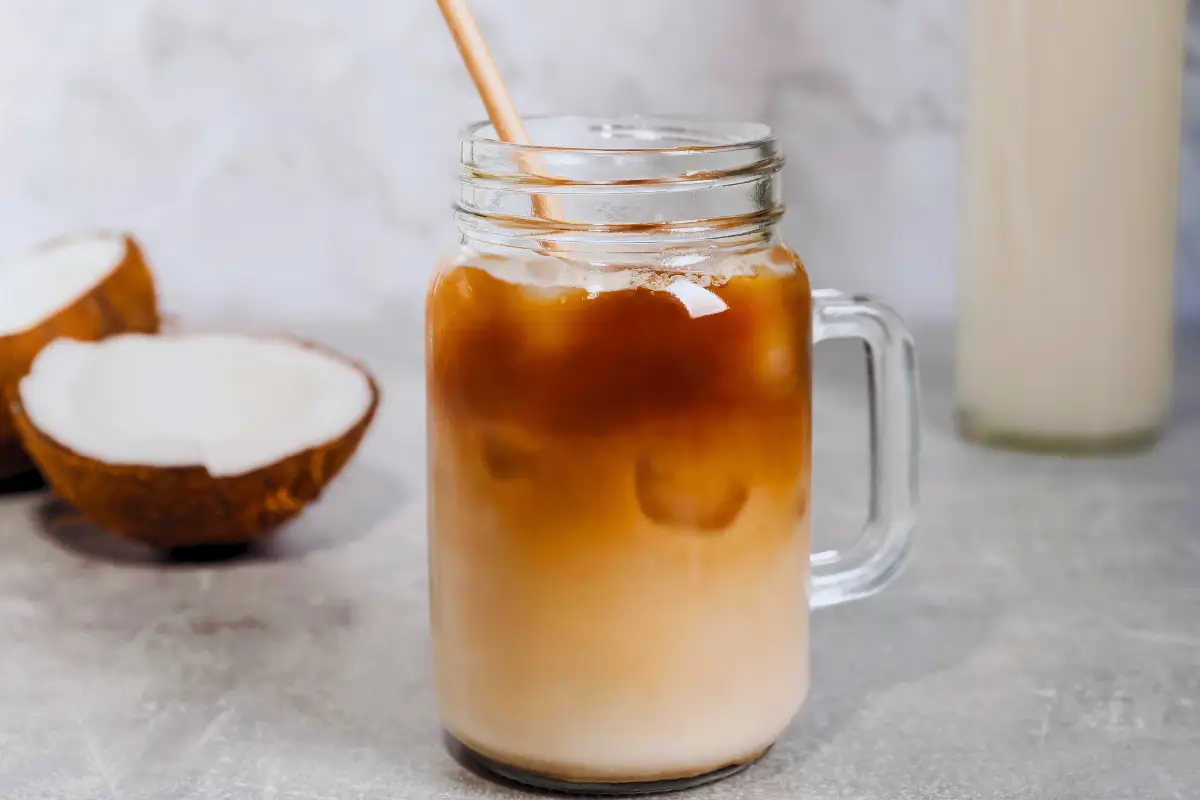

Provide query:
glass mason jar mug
left=426, top=117, right=920, bottom=793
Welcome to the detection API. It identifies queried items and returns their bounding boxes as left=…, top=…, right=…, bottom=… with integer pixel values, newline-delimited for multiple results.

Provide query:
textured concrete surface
left=1, top=326, right=1198, bottom=799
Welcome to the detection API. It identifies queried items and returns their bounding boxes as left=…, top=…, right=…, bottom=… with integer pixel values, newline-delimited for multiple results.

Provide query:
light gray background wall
left=0, top=0, right=1196, bottom=325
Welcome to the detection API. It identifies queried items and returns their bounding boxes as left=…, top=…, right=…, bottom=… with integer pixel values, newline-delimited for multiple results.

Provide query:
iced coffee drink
left=426, top=246, right=813, bottom=786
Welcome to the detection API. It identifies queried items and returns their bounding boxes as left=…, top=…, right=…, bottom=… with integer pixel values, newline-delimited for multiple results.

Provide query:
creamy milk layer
left=427, top=246, right=813, bottom=783
left=432, top=428, right=811, bottom=780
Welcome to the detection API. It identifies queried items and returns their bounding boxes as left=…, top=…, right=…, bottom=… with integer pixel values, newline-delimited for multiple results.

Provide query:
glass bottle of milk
left=957, top=0, right=1188, bottom=453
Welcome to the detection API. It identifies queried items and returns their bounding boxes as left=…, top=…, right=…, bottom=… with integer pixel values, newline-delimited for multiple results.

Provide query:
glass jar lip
left=459, top=114, right=776, bottom=156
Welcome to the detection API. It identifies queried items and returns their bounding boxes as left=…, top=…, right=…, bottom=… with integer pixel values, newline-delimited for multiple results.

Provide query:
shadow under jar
left=426, top=116, right=920, bottom=794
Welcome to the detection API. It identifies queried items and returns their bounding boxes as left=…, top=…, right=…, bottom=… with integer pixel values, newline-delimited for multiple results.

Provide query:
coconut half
left=0, top=232, right=159, bottom=478
left=10, top=333, right=380, bottom=547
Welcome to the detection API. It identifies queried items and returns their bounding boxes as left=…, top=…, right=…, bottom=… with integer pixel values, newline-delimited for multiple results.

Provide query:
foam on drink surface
left=454, top=247, right=793, bottom=290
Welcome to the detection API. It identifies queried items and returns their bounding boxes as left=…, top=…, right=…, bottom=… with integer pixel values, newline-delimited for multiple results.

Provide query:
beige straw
left=435, top=0, right=564, bottom=224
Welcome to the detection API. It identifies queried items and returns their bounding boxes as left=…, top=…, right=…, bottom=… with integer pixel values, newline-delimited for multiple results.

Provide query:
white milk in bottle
left=957, top=0, right=1187, bottom=452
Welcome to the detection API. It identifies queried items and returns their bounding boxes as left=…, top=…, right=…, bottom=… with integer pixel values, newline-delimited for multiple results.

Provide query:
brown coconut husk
left=0, top=232, right=159, bottom=479
left=8, top=340, right=380, bottom=548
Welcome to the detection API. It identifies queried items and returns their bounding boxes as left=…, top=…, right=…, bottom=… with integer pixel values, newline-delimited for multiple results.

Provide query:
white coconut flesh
left=19, top=334, right=374, bottom=477
left=0, top=233, right=128, bottom=337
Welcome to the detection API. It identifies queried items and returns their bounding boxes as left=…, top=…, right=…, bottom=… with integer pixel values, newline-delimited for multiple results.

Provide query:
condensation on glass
left=425, top=116, right=920, bottom=793
left=957, top=0, right=1187, bottom=453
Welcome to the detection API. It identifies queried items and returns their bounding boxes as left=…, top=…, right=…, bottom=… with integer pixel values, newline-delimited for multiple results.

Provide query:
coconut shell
left=0, top=233, right=159, bottom=479
left=8, top=345, right=380, bottom=548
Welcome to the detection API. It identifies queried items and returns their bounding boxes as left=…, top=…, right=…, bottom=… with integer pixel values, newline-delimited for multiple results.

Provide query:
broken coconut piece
left=0, top=231, right=159, bottom=478
left=10, top=333, right=380, bottom=547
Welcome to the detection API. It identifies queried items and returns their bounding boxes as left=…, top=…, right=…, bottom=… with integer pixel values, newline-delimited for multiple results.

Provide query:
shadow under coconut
left=0, top=469, right=47, bottom=495
left=33, top=459, right=406, bottom=567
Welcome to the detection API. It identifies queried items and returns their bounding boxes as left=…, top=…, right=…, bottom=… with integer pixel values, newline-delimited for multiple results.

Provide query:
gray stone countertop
left=1, top=324, right=1198, bottom=800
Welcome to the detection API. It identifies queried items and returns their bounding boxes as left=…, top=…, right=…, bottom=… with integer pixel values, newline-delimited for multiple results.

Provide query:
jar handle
left=809, top=289, right=920, bottom=608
